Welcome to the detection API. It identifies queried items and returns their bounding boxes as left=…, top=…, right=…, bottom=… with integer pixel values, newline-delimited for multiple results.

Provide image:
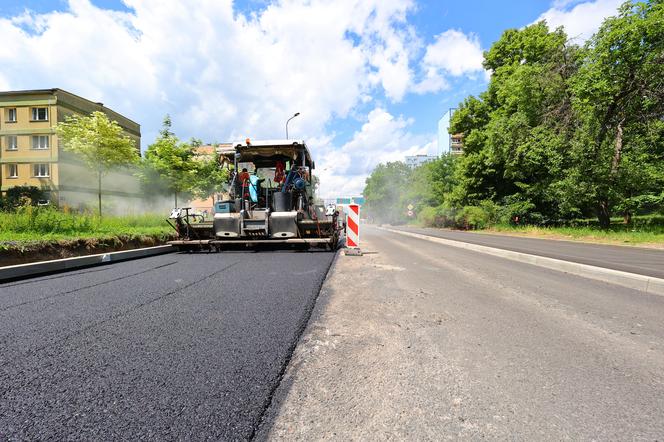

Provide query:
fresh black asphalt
left=0, top=250, right=335, bottom=440
left=390, top=226, right=664, bottom=279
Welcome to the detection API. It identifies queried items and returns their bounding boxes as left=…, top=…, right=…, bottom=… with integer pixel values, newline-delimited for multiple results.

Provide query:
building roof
left=0, top=88, right=140, bottom=128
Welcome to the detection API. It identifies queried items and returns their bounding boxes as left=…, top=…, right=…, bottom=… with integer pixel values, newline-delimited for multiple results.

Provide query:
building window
left=31, top=107, right=48, bottom=121
left=6, top=135, right=18, bottom=150
left=6, top=108, right=17, bottom=122
left=33, top=163, right=50, bottom=177
left=32, top=135, right=49, bottom=150
left=7, top=164, right=18, bottom=178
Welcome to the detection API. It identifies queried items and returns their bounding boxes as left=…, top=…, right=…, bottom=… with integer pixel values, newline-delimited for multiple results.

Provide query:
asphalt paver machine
left=168, top=139, right=341, bottom=251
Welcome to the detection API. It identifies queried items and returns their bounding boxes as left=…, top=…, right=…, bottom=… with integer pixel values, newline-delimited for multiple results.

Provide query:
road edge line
left=0, top=245, right=175, bottom=283
left=380, top=227, right=664, bottom=297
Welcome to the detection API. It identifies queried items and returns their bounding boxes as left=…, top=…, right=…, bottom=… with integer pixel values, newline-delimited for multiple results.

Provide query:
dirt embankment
left=0, top=233, right=177, bottom=267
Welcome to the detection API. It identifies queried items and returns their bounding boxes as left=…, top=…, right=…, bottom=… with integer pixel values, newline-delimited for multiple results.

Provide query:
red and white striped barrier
left=345, top=204, right=360, bottom=249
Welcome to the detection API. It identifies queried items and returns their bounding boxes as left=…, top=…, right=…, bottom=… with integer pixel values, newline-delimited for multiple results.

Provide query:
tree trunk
left=597, top=200, right=611, bottom=229
left=610, top=119, right=625, bottom=176
left=623, top=211, right=632, bottom=225
left=595, top=119, right=626, bottom=230
left=98, top=171, right=102, bottom=219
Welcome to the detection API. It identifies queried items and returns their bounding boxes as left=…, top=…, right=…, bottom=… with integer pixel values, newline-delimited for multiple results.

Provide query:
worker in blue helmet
left=248, top=172, right=264, bottom=203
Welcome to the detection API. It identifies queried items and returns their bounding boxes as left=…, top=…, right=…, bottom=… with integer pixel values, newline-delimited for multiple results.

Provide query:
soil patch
left=0, top=233, right=177, bottom=267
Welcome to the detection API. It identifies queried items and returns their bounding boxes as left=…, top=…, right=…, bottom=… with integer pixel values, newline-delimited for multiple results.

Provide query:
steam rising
left=57, top=154, right=190, bottom=216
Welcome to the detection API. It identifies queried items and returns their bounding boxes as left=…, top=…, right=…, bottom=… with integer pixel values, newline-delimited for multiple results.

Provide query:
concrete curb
left=380, top=227, right=664, bottom=297
left=0, top=245, right=175, bottom=283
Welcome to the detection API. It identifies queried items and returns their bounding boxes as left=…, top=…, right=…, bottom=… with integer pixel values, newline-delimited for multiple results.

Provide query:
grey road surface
left=0, top=250, right=334, bottom=440
left=390, top=225, right=664, bottom=278
left=261, top=226, right=664, bottom=440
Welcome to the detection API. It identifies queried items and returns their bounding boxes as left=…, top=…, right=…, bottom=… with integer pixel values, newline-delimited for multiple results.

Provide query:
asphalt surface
left=390, top=225, right=664, bottom=278
left=0, top=250, right=335, bottom=440
left=261, top=226, right=664, bottom=439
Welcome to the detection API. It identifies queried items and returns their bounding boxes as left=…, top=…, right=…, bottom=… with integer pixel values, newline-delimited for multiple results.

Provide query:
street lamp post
left=286, top=112, right=300, bottom=139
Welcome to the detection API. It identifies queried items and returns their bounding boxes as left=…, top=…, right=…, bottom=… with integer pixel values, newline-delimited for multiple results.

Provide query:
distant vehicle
left=168, top=139, right=341, bottom=251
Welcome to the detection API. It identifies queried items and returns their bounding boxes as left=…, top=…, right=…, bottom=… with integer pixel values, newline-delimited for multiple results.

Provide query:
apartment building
left=405, top=154, right=438, bottom=168
left=0, top=88, right=140, bottom=204
left=450, top=133, right=464, bottom=155
left=437, top=108, right=464, bottom=155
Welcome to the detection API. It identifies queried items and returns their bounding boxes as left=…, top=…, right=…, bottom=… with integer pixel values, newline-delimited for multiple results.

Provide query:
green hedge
left=415, top=202, right=664, bottom=232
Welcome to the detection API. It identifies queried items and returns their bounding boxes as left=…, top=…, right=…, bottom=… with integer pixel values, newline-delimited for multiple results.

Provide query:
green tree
left=567, top=0, right=664, bottom=227
left=363, top=2, right=664, bottom=229
left=450, top=21, right=579, bottom=222
left=190, top=140, right=230, bottom=200
left=139, top=116, right=199, bottom=207
left=56, top=111, right=139, bottom=217
left=363, top=161, right=412, bottom=224
left=404, top=155, right=458, bottom=210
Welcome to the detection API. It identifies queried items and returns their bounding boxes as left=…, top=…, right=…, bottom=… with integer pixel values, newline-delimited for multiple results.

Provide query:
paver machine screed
left=168, top=139, right=341, bottom=251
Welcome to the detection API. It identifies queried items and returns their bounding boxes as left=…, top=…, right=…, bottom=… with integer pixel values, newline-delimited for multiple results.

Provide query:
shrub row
left=416, top=202, right=664, bottom=231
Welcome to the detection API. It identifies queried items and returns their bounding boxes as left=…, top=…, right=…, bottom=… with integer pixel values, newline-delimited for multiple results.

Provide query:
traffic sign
left=407, top=204, right=414, bottom=211
left=407, top=210, right=414, bottom=217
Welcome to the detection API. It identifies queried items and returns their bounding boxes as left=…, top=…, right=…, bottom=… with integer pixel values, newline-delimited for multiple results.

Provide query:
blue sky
left=0, top=0, right=623, bottom=197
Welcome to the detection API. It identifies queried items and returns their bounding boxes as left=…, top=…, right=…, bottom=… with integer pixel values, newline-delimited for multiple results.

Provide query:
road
left=2, top=227, right=663, bottom=440
left=261, top=226, right=664, bottom=440
left=0, top=250, right=335, bottom=440
left=389, top=225, right=664, bottom=278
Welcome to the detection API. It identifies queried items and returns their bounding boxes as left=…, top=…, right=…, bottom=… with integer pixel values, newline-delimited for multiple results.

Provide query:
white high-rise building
left=437, top=108, right=464, bottom=155
left=437, top=109, right=454, bottom=155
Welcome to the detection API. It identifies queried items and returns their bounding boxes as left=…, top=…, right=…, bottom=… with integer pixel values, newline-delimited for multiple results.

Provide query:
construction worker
left=238, top=167, right=250, bottom=184
left=274, top=161, right=286, bottom=184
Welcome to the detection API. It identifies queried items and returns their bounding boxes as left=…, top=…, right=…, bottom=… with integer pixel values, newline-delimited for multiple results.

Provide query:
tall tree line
left=449, top=1, right=664, bottom=227
left=364, top=1, right=664, bottom=228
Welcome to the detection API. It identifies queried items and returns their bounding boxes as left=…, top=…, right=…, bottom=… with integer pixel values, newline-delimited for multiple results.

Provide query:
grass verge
left=480, top=224, right=664, bottom=247
left=0, top=208, right=177, bottom=265
left=0, top=208, right=173, bottom=244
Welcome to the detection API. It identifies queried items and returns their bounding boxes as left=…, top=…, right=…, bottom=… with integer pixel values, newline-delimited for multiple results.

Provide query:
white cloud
left=0, top=73, right=10, bottom=91
left=414, top=29, right=485, bottom=94
left=317, top=107, right=434, bottom=198
left=0, top=0, right=420, bottom=144
left=536, top=0, right=623, bottom=42
left=0, top=0, right=452, bottom=200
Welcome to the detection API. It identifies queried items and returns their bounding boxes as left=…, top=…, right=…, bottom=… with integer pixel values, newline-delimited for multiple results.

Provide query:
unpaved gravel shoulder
left=255, top=234, right=470, bottom=441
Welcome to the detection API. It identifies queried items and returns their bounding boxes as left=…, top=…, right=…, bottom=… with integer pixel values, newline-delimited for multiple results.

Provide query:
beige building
left=0, top=88, right=140, bottom=204
left=186, top=143, right=232, bottom=217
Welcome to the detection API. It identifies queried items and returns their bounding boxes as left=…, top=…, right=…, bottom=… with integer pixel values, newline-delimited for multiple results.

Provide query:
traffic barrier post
left=345, top=204, right=362, bottom=255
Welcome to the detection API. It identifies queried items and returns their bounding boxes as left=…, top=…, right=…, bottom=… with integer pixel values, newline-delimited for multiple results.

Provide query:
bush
left=2, top=186, right=47, bottom=210
left=415, top=205, right=457, bottom=228
left=413, top=200, right=664, bottom=233
left=498, top=200, right=537, bottom=225
left=416, top=206, right=439, bottom=226
left=457, top=206, right=491, bottom=230
left=479, top=200, right=501, bottom=225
